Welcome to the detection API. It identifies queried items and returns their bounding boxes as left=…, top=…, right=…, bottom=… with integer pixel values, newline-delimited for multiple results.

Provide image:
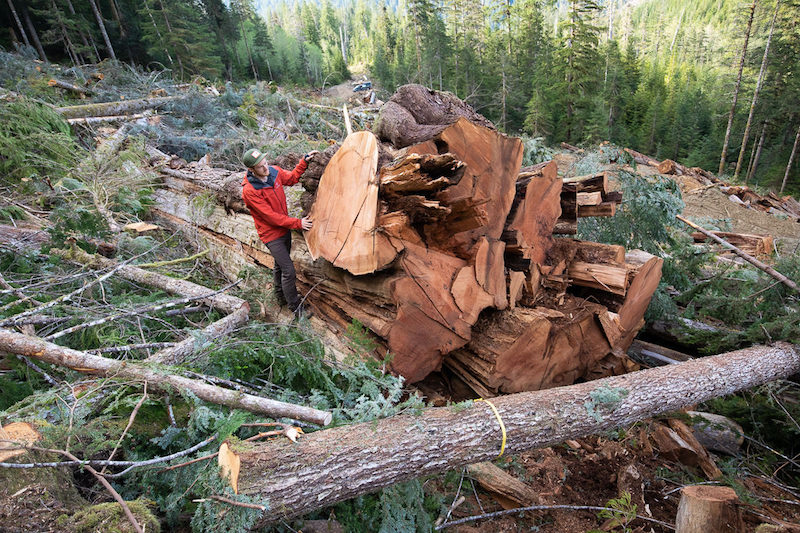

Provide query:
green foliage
left=588, top=491, right=637, bottom=533
left=520, top=135, right=557, bottom=166
left=0, top=356, right=48, bottom=411
left=327, top=479, right=435, bottom=533
left=578, top=167, right=684, bottom=254
left=0, top=97, right=82, bottom=184
left=197, top=322, right=422, bottom=425
left=675, top=251, right=800, bottom=352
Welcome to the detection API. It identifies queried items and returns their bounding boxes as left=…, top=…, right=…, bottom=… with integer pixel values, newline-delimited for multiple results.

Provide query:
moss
left=63, top=499, right=160, bottom=533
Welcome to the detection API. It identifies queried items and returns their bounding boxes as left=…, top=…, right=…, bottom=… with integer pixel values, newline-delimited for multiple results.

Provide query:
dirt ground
left=555, top=150, right=800, bottom=252
left=440, top=427, right=800, bottom=532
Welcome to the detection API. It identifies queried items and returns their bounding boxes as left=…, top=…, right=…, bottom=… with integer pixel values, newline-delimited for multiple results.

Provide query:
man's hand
left=301, top=216, right=313, bottom=231
left=303, top=150, right=320, bottom=163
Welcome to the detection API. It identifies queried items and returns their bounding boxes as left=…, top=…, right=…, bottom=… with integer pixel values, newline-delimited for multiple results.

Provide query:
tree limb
left=677, top=215, right=799, bottom=292
left=0, top=328, right=333, bottom=426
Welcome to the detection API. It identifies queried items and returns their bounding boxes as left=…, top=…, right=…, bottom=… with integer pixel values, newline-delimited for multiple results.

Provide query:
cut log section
left=466, top=462, right=538, bottom=509
left=675, top=485, right=743, bottom=533
left=306, top=131, right=397, bottom=275
left=691, top=230, right=773, bottom=259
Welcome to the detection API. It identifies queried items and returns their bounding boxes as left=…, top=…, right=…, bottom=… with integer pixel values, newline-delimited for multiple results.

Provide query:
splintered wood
left=152, top=84, right=661, bottom=395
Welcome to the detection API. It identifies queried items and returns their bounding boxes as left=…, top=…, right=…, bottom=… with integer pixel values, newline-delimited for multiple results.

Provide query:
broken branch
left=0, top=328, right=333, bottom=425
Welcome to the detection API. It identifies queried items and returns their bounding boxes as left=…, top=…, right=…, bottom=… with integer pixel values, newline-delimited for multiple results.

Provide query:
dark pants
left=265, top=232, right=300, bottom=310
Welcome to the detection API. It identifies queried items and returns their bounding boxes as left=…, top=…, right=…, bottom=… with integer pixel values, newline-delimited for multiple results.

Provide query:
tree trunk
left=238, top=13, right=258, bottom=81
left=20, top=2, right=47, bottom=62
left=718, top=0, right=757, bottom=175
left=220, top=343, right=800, bottom=523
left=6, top=0, right=31, bottom=49
left=746, top=121, right=767, bottom=183
left=675, top=485, right=743, bottom=533
left=0, top=328, right=332, bottom=426
left=87, top=0, right=116, bottom=60
left=156, top=0, right=183, bottom=78
left=780, top=124, right=800, bottom=193
left=734, top=0, right=780, bottom=180
left=143, top=0, right=174, bottom=69
left=56, top=95, right=187, bottom=119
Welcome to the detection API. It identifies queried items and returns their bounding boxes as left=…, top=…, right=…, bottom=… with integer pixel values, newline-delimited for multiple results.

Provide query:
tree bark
left=746, top=120, right=767, bottom=183
left=20, top=1, right=47, bottom=62
left=780, top=124, right=800, bottom=193
left=87, top=0, right=116, bottom=60
left=5, top=0, right=31, bottom=49
left=719, top=0, right=757, bottom=175
left=56, top=95, right=186, bottom=119
left=221, top=342, right=799, bottom=523
left=0, top=328, right=332, bottom=426
left=734, top=0, right=780, bottom=180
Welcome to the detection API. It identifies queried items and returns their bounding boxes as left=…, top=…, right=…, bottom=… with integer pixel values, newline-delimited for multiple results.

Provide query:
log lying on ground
left=677, top=216, right=798, bottom=292
left=0, top=328, right=332, bottom=426
left=48, top=78, right=95, bottom=96
left=218, top=342, right=799, bottom=522
left=691, top=230, right=773, bottom=259
left=56, top=95, right=186, bottom=120
left=57, top=247, right=250, bottom=365
left=151, top=84, right=658, bottom=391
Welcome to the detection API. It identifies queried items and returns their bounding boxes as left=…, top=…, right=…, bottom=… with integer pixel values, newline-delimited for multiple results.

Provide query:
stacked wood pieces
left=622, top=146, right=800, bottom=221
left=691, top=230, right=774, bottom=259
left=150, top=83, right=663, bottom=396
left=721, top=185, right=800, bottom=220
left=553, top=171, right=624, bottom=235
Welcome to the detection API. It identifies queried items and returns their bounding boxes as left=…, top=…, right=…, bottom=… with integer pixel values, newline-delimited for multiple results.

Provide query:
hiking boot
left=292, top=305, right=314, bottom=321
left=273, top=291, right=288, bottom=307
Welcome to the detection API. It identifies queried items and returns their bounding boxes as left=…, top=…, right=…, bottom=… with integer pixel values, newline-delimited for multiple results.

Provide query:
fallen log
left=218, top=342, right=799, bottom=522
left=677, top=216, right=798, bottom=292
left=67, top=113, right=147, bottom=125
left=0, top=328, right=332, bottom=426
left=56, top=95, right=186, bottom=120
left=690, top=230, right=773, bottom=259
left=466, top=462, right=538, bottom=509
left=48, top=78, right=95, bottom=96
left=56, top=247, right=250, bottom=365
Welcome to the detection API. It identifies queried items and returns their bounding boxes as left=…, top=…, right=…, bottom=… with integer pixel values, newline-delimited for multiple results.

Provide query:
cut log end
left=675, top=485, right=743, bottom=533
left=218, top=441, right=241, bottom=494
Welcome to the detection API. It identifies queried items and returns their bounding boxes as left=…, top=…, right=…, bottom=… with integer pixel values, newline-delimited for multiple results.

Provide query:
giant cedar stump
left=151, top=84, right=661, bottom=392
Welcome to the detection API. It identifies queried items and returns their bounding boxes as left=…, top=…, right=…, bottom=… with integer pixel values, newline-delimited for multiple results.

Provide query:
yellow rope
left=475, top=398, right=507, bottom=459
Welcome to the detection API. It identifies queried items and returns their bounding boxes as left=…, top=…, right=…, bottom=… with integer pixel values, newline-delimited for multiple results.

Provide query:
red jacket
left=241, top=159, right=308, bottom=244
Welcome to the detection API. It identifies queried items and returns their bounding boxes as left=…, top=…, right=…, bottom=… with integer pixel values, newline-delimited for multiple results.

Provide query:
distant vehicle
left=353, top=81, right=372, bottom=92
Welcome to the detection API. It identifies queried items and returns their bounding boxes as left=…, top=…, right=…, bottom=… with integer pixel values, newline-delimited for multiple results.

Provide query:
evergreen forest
left=2, top=0, right=800, bottom=191
left=2, top=1, right=800, bottom=532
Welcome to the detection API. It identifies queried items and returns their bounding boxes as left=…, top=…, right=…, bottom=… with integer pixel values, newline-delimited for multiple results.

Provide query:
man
left=241, top=147, right=319, bottom=316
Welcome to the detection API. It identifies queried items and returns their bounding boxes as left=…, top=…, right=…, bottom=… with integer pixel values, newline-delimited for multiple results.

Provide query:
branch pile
left=150, top=84, right=661, bottom=395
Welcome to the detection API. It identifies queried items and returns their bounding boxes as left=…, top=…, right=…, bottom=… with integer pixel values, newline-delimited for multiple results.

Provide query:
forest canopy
left=1, top=0, right=799, bottom=192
